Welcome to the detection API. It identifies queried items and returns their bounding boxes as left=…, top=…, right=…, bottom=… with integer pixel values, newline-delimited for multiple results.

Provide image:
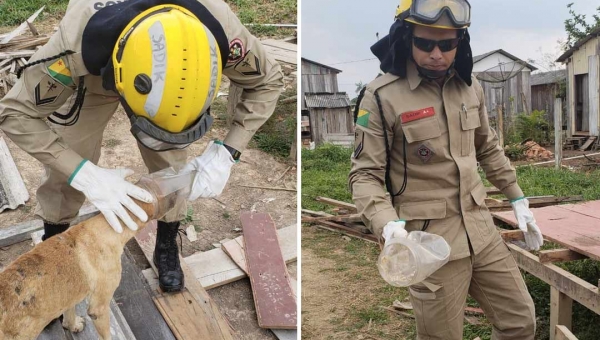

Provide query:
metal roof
left=557, top=26, right=600, bottom=63
left=473, top=49, right=538, bottom=71
left=305, top=92, right=350, bottom=109
left=531, top=69, right=567, bottom=86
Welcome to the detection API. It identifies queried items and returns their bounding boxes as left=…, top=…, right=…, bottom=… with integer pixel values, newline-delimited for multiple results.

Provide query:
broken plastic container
left=136, top=166, right=194, bottom=220
left=377, top=231, right=451, bottom=287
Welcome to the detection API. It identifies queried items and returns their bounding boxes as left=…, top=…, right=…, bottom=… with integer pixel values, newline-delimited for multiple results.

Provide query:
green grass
left=250, top=88, right=296, bottom=160
left=0, top=0, right=68, bottom=26
left=302, top=144, right=600, bottom=340
left=225, top=0, right=297, bottom=38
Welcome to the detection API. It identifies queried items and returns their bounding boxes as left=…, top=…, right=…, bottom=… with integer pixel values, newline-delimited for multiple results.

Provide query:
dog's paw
left=63, top=315, right=85, bottom=333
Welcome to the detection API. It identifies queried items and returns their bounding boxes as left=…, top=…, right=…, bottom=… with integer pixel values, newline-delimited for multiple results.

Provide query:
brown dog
left=0, top=178, right=178, bottom=340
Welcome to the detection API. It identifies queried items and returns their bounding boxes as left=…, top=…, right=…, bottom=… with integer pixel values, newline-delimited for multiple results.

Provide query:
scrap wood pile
left=521, top=140, right=553, bottom=161
left=0, top=6, right=49, bottom=95
left=302, top=191, right=584, bottom=243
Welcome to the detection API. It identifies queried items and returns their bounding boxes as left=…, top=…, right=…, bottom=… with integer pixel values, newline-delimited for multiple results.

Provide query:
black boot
left=153, top=221, right=184, bottom=292
left=41, top=221, right=70, bottom=241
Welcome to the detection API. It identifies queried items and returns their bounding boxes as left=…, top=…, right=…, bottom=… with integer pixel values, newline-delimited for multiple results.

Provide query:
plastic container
left=136, top=166, right=194, bottom=220
left=377, top=231, right=451, bottom=287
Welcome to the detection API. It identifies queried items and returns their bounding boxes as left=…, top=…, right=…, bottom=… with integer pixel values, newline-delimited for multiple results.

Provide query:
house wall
left=477, top=70, right=532, bottom=119
left=472, top=53, right=516, bottom=72
left=573, top=37, right=600, bottom=75
left=531, top=83, right=560, bottom=123
left=589, top=55, right=600, bottom=136
left=309, top=107, right=353, bottom=145
left=301, top=60, right=340, bottom=110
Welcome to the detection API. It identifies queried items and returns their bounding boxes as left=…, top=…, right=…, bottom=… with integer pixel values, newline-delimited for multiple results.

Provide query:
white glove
left=181, top=141, right=236, bottom=200
left=382, top=220, right=408, bottom=242
left=511, top=198, right=544, bottom=251
left=69, top=160, right=154, bottom=233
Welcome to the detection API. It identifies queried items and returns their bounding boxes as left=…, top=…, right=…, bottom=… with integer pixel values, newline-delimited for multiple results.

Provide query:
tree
left=355, top=81, right=365, bottom=95
left=563, top=3, right=600, bottom=50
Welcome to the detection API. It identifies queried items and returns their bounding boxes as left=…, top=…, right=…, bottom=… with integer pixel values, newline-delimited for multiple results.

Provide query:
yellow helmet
left=112, top=5, right=222, bottom=151
left=395, top=0, right=471, bottom=29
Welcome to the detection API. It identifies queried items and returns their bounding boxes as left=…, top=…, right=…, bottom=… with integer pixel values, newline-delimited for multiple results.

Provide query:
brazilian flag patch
left=47, top=58, right=73, bottom=87
left=356, top=109, right=371, bottom=128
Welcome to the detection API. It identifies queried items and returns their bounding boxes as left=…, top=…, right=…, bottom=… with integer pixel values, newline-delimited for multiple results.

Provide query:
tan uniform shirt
left=0, top=0, right=283, bottom=179
left=349, top=61, right=524, bottom=260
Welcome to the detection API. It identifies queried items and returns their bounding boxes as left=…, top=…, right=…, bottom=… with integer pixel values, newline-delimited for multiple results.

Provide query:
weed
left=222, top=211, right=231, bottom=219
left=0, top=0, right=68, bottom=26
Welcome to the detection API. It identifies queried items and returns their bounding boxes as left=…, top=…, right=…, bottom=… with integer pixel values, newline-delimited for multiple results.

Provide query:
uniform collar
left=407, top=59, right=458, bottom=91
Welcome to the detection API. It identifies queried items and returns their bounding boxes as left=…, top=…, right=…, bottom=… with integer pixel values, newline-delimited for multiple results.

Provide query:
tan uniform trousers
left=34, top=89, right=188, bottom=225
left=408, top=233, right=535, bottom=340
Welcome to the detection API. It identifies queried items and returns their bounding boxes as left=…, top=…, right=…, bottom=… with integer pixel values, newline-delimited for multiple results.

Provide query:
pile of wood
left=302, top=193, right=584, bottom=243
left=0, top=6, right=48, bottom=96
left=522, top=140, right=553, bottom=161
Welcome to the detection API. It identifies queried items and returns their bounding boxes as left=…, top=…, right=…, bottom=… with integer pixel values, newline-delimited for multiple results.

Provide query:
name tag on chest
left=401, top=107, right=435, bottom=124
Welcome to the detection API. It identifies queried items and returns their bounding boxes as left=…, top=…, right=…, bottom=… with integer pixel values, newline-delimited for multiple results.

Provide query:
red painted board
left=493, top=201, right=600, bottom=260
left=241, top=212, right=297, bottom=329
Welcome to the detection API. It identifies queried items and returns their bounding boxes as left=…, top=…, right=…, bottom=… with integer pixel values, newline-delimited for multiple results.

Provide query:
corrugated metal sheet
left=305, top=92, right=350, bottom=109
left=531, top=70, right=566, bottom=86
left=0, top=137, right=29, bottom=213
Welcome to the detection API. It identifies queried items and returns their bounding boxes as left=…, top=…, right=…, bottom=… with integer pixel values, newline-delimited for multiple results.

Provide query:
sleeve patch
left=35, top=75, right=66, bottom=106
left=227, top=38, right=245, bottom=65
left=356, top=109, right=371, bottom=128
left=46, top=58, right=73, bottom=87
left=353, top=130, right=364, bottom=159
left=233, top=50, right=261, bottom=76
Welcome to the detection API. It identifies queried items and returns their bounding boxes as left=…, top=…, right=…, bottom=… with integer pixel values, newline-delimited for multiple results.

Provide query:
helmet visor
left=412, top=0, right=471, bottom=27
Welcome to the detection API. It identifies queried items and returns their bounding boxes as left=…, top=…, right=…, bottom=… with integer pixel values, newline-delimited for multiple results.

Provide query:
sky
left=301, top=0, right=600, bottom=97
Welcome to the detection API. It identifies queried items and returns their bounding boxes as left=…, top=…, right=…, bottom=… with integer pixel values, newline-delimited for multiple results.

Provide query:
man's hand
left=181, top=141, right=236, bottom=201
left=382, top=220, right=407, bottom=242
left=511, top=197, right=544, bottom=251
left=69, top=160, right=154, bottom=233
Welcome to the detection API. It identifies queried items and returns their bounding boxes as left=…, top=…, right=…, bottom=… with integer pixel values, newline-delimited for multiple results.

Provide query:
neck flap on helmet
left=82, top=0, right=229, bottom=80
left=371, top=19, right=473, bottom=86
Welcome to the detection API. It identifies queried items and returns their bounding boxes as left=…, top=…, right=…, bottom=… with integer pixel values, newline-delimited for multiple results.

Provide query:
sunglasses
left=412, top=36, right=461, bottom=53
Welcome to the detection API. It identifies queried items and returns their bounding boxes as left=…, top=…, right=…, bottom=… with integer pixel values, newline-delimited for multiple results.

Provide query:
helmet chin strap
left=414, top=59, right=455, bottom=80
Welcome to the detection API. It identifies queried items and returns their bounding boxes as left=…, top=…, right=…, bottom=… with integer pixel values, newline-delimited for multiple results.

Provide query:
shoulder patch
left=366, top=73, right=400, bottom=92
left=227, top=38, right=245, bottom=65
left=356, top=109, right=371, bottom=128
left=46, top=58, right=73, bottom=87
left=234, top=51, right=261, bottom=76
left=35, top=75, right=66, bottom=106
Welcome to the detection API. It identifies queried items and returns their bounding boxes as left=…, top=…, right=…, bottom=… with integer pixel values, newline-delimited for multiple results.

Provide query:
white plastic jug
left=377, top=231, right=450, bottom=287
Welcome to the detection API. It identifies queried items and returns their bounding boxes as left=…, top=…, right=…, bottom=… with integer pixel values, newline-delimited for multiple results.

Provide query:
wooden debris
left=239, top=184, right=296, bottom=192
left=392, top=300, right=413, bottom=310
left=241, top=212, right=297, bottom=329
left=485, top=195, right=583, bottom=211
left=539, top=249, right=586, bottom=263
left=315, top=197, right=357, bottom=212
left=301, top=213, right=362, bottom=224
left=464, top=307, right=485, bottom=315
left=0, top=6, right=45, bottom=44
left=380, top=306, right=415, bottom=319
left=464, top=315, right=482, bottom=326
left=522, top=140, right=553, bottom=161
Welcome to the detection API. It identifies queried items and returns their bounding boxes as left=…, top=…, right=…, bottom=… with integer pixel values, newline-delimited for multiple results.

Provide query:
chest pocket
left=401, top=116, right=443, bottom=164
left=460, top=105, right=481, bottom=156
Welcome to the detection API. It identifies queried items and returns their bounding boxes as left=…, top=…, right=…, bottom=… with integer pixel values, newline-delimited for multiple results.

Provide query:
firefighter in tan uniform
left=0, top=0, right=283, bottom=292
left=349, top=1, right=543, bottom=339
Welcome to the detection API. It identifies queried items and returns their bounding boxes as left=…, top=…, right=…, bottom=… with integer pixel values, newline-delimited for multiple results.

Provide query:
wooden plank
left=0, top=204, right=99, bottom=247
left=261, top=44, right=296, bottom=65
left=550, top=287, right=573, bottom=340
left=507, top=243, right=600, bottom=315
left=30, top=231, right=135, bottom=340
left=539, top=249, right=586, bottom=263
left=134, top=221, right=235, bottom=340
left=500, top=229, right=525, bottom=242
left=485, top=195, right=583, bottom=211
left=241, top=212, right=297, bottom=329
left=555, top=325, right=578, bottom=340
left=221, top=225, right=297, bottom=275
left=113, top=250, right=176, bottom=340
left=301, top=214, right=362, bottom=224
left=0, top=50, right=36, bottom=59
left=494, top=201, right=600, bottom=261
left=315, top=220, right=378, bottom=243
left=261, top=39, right=297, bottom=52
left=315, top=197, right=357, bottom=211
left=184, top=225, right=296, bottom=289
left=555, top=98, right=563, bottom=169
left=0, top=6, right=45, bottom=44
left=579, top=137, right=597, bottom=151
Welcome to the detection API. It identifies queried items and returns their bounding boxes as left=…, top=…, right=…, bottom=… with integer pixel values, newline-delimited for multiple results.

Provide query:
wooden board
left=30, top=231, right=135, bottom=340
left=580, top=136, right=597, bottom=151
left=315, top=197, right=357, bottom=211
left=221, top=225, right=297, bottom=275
left=261, top=39, right=296, bottom=65
left=555, top=325, right=578, bottom=340
left=183, top=225, right=297, bottom=289
left=241, top=212, right=297, bottom=329
left=1, top=204, right=98, bottom=247
left=539, top=249, right=586, bottom=263
left=493, top=201, right=600, bottom=261
left=550, top=287, right=572, bottom=340
left=113, top=250, right=176, bottom=340
left=134, top=221, right=235, bottom=340
left=261, top=39, right=297, bottom=52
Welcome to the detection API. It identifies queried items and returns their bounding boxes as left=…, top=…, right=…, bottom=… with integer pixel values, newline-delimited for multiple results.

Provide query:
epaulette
left=366, top=73, right=400, bottom=93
